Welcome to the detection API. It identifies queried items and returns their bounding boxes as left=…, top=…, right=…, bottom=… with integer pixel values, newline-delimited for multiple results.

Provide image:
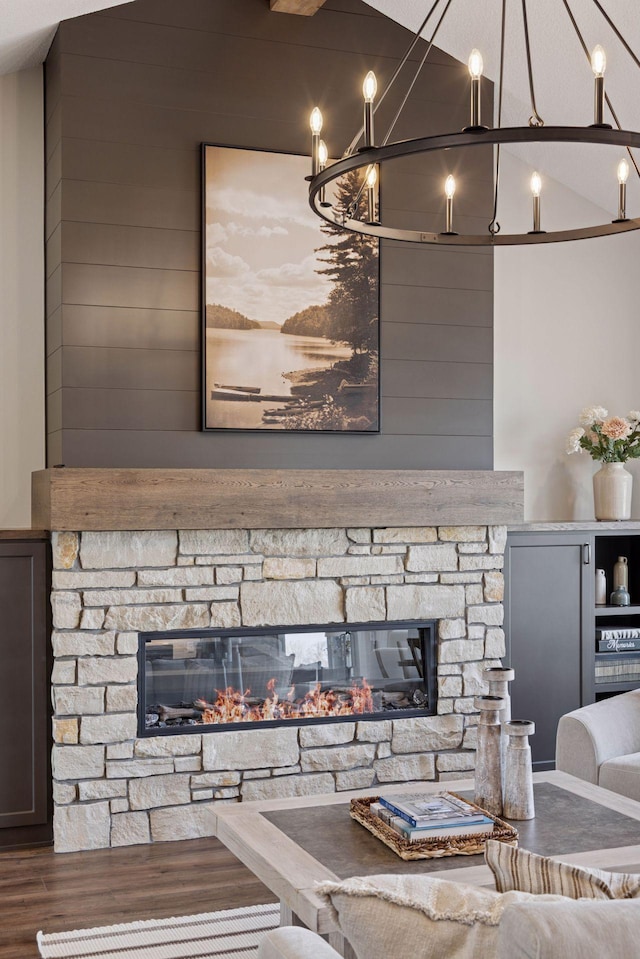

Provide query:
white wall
left=0, top=67, right=45, bottom=528
left=494, top=151, right=640, bottom=521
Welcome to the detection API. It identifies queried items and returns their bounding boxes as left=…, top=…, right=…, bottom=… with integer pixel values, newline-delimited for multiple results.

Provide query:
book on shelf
left=377, top=791, right=483, bottom=829
left=596, top=628, right=640, bottom=640
left=595, top=652, right=640, bottom=683
left=370, top=802, right=493, bottom=842
left=596, top=628, right=640, bottom=652
left=597, top=638, right=640, bottom=652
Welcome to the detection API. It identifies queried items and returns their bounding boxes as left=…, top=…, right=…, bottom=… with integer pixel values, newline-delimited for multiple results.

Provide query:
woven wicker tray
left=350, top=793, right=518, bottom=861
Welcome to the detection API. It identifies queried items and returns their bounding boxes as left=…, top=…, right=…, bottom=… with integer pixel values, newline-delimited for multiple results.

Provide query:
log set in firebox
left=139, top=620, right=436, bottom=735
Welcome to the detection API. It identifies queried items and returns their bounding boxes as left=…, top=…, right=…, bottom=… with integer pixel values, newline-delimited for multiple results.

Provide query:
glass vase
left=593, top=462, right=632, bottom=521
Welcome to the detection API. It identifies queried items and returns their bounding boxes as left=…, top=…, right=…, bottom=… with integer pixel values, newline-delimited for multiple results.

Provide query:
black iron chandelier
left=307, top=0, right=640, bottom=245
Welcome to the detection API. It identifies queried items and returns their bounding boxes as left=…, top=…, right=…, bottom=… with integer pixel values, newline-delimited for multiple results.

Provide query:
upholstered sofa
left=258, top=900, right=640, bottom=959
left=556, top=688, right=640, bottom=800
left=257, top=844, right=640, bottom=959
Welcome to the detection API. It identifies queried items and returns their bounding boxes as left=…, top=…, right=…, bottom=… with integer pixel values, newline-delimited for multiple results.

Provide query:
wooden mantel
left=32, top=469, right=524, bottom=532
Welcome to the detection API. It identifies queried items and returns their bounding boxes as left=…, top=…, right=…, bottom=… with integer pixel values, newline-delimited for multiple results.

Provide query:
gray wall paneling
left=45, top=0, right=494, bottom=469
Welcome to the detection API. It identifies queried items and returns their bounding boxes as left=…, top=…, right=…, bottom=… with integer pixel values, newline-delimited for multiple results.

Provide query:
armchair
left=555, top=688, right=640, bottom=800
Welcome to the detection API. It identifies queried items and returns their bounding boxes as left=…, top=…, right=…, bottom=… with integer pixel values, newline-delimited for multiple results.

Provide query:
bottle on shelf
left=595, top=568, right=607, bottom=606
left=612, top=555, right=631, bottom=606
left=613, top=556, right=629, bottom=591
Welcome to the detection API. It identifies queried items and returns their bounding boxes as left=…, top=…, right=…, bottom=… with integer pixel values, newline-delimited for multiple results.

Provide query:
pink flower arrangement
left=601, top=417, right=632, bottom=441
left=567, top=407, right=640, bottom=462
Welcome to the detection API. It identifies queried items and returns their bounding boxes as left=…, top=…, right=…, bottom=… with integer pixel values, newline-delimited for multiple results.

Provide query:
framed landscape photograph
left=201, top=143, right=379, bottom=432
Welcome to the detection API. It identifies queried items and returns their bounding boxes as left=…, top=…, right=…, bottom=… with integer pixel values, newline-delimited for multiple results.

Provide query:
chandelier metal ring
left=309, top=125, right=640, bottom=246
left=307, top=0, right=640, bottom=246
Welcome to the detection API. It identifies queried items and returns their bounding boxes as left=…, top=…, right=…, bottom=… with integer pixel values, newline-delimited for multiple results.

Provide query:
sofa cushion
left=599, top=752, right=640, bottom=802
left=486, top=839, right=640, bottom=899
left=257, top=927, right=342, bottom=959
left=316, top=873, right=566, bottom=959
left=498, top=899, right=640, bottom=959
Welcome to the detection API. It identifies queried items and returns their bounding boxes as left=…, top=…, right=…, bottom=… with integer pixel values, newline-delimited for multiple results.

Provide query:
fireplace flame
left=198, top=677, right=374, bottom=724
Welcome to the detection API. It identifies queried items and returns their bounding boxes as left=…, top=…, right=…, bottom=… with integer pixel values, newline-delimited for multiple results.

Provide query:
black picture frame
left=201, top=142, right=380, bottom=434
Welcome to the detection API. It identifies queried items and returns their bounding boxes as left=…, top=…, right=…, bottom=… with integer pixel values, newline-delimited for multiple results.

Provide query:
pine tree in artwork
left=315, top=169, right=379, bottom=357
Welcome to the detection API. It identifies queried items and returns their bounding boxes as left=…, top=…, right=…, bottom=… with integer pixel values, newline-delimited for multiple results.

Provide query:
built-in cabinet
left=505, top=525, right=640, bottom=771
left=504, top=533, right=589, bottom=770
left=0, top=534, right=51, bottom=847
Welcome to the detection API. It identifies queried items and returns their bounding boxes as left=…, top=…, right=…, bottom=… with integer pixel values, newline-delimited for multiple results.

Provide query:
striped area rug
left=37, top=903, right=280, bottom=959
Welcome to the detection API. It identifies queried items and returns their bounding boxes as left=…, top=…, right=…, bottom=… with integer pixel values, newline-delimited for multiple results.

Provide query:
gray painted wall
left=45, top=0, right=493, bottom=469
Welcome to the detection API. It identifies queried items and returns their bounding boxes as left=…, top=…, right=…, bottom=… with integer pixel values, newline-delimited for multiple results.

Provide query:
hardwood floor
left=0, top=838, right=277, bottom=959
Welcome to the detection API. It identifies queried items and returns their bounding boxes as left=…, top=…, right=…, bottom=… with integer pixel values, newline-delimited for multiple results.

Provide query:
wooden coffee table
left=213, top=771, right=640, bottom=957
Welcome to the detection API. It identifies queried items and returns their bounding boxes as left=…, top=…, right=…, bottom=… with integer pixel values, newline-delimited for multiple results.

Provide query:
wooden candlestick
left=503, top=719, right=535, bottom=820
left=485, top=666, right=515, bottom=790
left=474, top=694, right=505, bottom=817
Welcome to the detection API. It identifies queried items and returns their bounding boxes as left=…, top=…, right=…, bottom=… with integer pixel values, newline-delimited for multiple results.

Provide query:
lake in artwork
left=205, top=328, right=354, bottom=430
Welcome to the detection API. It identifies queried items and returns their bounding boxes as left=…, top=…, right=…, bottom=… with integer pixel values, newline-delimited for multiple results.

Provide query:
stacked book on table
left=370, top=791, right=494, bottom=843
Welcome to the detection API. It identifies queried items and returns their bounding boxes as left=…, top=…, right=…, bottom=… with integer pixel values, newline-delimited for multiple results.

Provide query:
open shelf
left=595, top=681, right=640, bottom=694
left=591, top=533, right=640, bottom=701
left=595, top=605, right=640, bottom=616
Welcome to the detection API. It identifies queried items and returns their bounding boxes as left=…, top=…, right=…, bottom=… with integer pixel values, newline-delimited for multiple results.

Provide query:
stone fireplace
left=49, top=523, right=507, bottom=852
left=33, top=467, right=522, bottom=852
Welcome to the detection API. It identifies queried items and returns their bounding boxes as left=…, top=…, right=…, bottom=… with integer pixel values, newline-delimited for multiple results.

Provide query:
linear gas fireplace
left=139, top=620, right=436, bottom=736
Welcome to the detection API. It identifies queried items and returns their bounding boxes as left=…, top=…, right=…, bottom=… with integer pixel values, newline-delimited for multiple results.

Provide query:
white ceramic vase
left=593, top=462, right=633, bottom=521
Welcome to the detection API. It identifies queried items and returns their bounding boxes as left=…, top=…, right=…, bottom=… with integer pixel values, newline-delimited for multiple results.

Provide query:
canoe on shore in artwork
left=211, top=388, right=293, bottom=403
left=265, top=401, right=325, bottom=415
left=338, top=380, right=377, bottom=397
left=213, top=383, right=261, bottom=394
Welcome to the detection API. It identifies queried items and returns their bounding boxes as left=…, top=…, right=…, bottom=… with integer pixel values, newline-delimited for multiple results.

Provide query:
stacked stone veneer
left=50, top=524, right=506, bottom=852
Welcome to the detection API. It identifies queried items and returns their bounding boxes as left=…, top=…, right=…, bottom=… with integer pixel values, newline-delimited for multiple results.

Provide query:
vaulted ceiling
left=0, top=1, right=131, bottom=74
left=0, top=0, right=327, bottom=72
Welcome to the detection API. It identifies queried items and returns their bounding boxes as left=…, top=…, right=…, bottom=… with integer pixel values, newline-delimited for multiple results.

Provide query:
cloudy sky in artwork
left=204, top=146, right=338, bottom=326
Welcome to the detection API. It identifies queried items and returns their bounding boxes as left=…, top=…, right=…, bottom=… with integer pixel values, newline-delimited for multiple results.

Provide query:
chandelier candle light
left=307, top=0, right=640, bottom=246
left=310, top=106, right=323, bottom=177
left=467, top=49, right=486, bottom=131
left=318, top=139, right=329, bottom=207
left=529, top=172, right=543, bottom=233
left=590, top=44, right=609, bottom=128
left=363, top=70, right=377, bottom=148
left=444, top=174, right=456, bottom=234
left=616, top=158, right=630, bottom=221
left=366, top=165, right=378, bottom=224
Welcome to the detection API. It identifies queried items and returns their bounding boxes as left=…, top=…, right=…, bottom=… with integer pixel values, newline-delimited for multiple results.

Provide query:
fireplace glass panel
left=141, top=621, right=435, bottom=734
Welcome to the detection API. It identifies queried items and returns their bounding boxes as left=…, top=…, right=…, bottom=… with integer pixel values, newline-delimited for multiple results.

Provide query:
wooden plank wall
left=44, top=0, right=494, bottom=470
